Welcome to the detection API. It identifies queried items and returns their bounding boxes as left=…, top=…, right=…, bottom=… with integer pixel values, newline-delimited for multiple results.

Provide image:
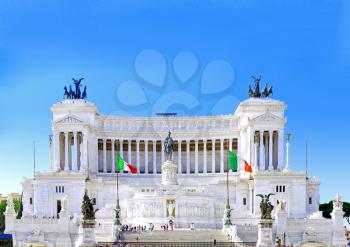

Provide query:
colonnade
left=55, top=131, right=87, bottom=172
left=96, top=138, right=238, bottom=174
left=253, top=129, right=283, bottom=170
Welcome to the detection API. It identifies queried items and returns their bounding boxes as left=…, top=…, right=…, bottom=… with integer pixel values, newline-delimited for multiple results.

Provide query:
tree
left=319, top=200, right=350, bottom=224
left=0, top=200, right=6, bottom=233
left=0, top=199, right=23, bottom=233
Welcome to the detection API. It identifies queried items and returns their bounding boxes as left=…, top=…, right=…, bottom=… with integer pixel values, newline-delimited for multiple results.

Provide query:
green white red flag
left=116, top=154, right=137, bottom=173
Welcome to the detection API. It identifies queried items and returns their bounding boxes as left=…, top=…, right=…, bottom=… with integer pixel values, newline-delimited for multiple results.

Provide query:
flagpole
left=224, top=150, right=232, bottom=227
left=33, top=141, right=36, bottom=180
left=305, top=140, right=308, bottom=180
left=114, top=155, right=121, bottom=229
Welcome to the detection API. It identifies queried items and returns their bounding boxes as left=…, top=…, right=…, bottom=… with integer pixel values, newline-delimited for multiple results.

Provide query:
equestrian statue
left=63, top=77, right=88, bottom=100
left=248, top=75, right=273, bottom=98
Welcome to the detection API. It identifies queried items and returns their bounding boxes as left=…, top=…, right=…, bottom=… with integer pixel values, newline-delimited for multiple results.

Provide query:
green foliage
left=319, top=201, right=332, bottom=219
left=319, top=200, right=350, bottom=224
left=14, top=199, right=23, bottom=219
left=0, top=200, right=6, bottom=233
left=0, top=198, right=23, bottom=233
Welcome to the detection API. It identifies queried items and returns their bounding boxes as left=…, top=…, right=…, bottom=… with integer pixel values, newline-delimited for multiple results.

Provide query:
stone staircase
left=121, top=229, right=230, bottom=242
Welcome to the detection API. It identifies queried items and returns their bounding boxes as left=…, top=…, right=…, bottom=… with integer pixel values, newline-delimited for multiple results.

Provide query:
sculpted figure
left=256, top=193, right=274, bottom=219
left=248, top=75, right=273, bottom=98
left=164, top=131, right=174, bottom=161
left=64, top=86, right=69, bottom=99
left=82, top=86, right=87, bottom=99
left=69, top=85, right=74, bottom=99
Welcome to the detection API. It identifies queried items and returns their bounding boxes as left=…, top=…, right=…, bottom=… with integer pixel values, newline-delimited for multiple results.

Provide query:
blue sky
left=0, top=0, right=349, bottom=202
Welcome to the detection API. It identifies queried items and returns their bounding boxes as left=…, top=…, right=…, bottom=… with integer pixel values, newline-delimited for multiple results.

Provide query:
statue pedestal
left=161, top=160, right=178, bottom=186
left=80, top=220, right=96, bottom=247
left=257, top=219, right=273, bottom=247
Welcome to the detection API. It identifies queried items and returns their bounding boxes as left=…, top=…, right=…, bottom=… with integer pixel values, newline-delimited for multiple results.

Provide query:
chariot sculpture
left=63, top=78, right=87, bottom=100
left=248, top=75, right=273, bottom=98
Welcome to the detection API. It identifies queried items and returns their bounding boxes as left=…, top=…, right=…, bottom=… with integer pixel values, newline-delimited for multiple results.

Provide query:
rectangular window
left=29, top=197, right=33, bottom=205
left=56, top=186, right=58, bottom=193
left=59, top=186, right=61, bottom=193
left=243, top=198, right=247, bottom=205
left=283, top=186, right=285, bottom=192
left=309, top=197, right=312, bottom=205
left=62, top=186, right=64, bottom=193
left=276, top=186, right=279, bottom=192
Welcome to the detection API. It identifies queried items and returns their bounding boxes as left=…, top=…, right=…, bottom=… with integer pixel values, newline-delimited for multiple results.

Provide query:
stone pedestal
left=331, top=209, right=347, bottom=246
left=80, top=220, right=96, bottom=247
left=162, top=160, right=178, bottom=185
left=257, top=219, right=273, bottom=247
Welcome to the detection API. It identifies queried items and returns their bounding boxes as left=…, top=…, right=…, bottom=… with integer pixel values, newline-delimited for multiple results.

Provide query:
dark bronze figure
left=63, top=86, right=69, bottom=99
left=82, top=86, right=87, bottom=99
left=256, top=193, right=274, bottom=219
left=63, top=78, right=88, bottom=100
left=248, top=76, right=273, bottom=98
left=164, top=131, right=174, bottom=161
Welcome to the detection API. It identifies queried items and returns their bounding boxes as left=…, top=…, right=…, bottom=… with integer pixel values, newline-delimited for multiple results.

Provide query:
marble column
left=259, top=131, right=264, bottom=170
left=195, top=140, right=199, bottom=173
left=284, top=133, right=291, bottom=172
left=254, top=134, right=259, bottom=171
left=144, top=140, right=148, bottom=174
left=203, top=139, right=207, bottom=173
left=153, top=140, right=157, bottom=174
left=54, top=131, right=60, bottom=171
left=128, top=139, right=131, bottom=164
left=212, top=139, right=216, bottom=173
left=103, top=139, right=107, bottom=173
left=96, top=138, right=99, bottom=173
left=111, top=139, right=115, bottom=173
left=73, top=132, right=78, bottom=171
left=178, top=140, right=182, bottom=174
left=82, top=131, right=88, bottom=172
left=136, top=139, right=140, bottom=174
left=119, top=139, right=123, bottom=159
left=269, top=130, right=273, bottom=171
left=186, top=140, right=190, bottom=174
left=64, top=132, right=69, bottom=171
left=278, top=129, right=284, bottom=170
left=220, top=138, right=224, bottom=173
left=161, top=140, right=164, bottom=164
left=229, top=138, right=232, bottom=152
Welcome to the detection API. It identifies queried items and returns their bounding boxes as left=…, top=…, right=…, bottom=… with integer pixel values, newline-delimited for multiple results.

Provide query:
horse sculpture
left=63, top=78, right=88, bottom=100
left=248, top=75, right=273, bottom=98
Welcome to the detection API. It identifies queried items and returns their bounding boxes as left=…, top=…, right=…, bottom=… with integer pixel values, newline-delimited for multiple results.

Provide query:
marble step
left=122, top=229, right=230, bottom=242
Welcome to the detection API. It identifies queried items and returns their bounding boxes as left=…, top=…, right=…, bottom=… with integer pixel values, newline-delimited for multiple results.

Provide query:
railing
left=0, top=234, right=13, bottom=247
left=97, top=242, right=256, bottom=247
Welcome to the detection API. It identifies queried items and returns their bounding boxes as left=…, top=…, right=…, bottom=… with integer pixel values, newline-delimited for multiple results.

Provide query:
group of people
left=160, top=223, right=173, bottom=231
left=121, top=224, right=150, bottom=232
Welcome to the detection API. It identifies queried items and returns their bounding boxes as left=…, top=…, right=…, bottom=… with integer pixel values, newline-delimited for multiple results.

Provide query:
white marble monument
left=4, top=80, right=347, bottom=246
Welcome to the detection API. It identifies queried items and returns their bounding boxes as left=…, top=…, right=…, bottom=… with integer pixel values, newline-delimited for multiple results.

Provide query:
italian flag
left=244, top=160, right=253, bottom=173
left=116, top=154, right=137, bottom=174
left=228, top=151, right=238, bottom=172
